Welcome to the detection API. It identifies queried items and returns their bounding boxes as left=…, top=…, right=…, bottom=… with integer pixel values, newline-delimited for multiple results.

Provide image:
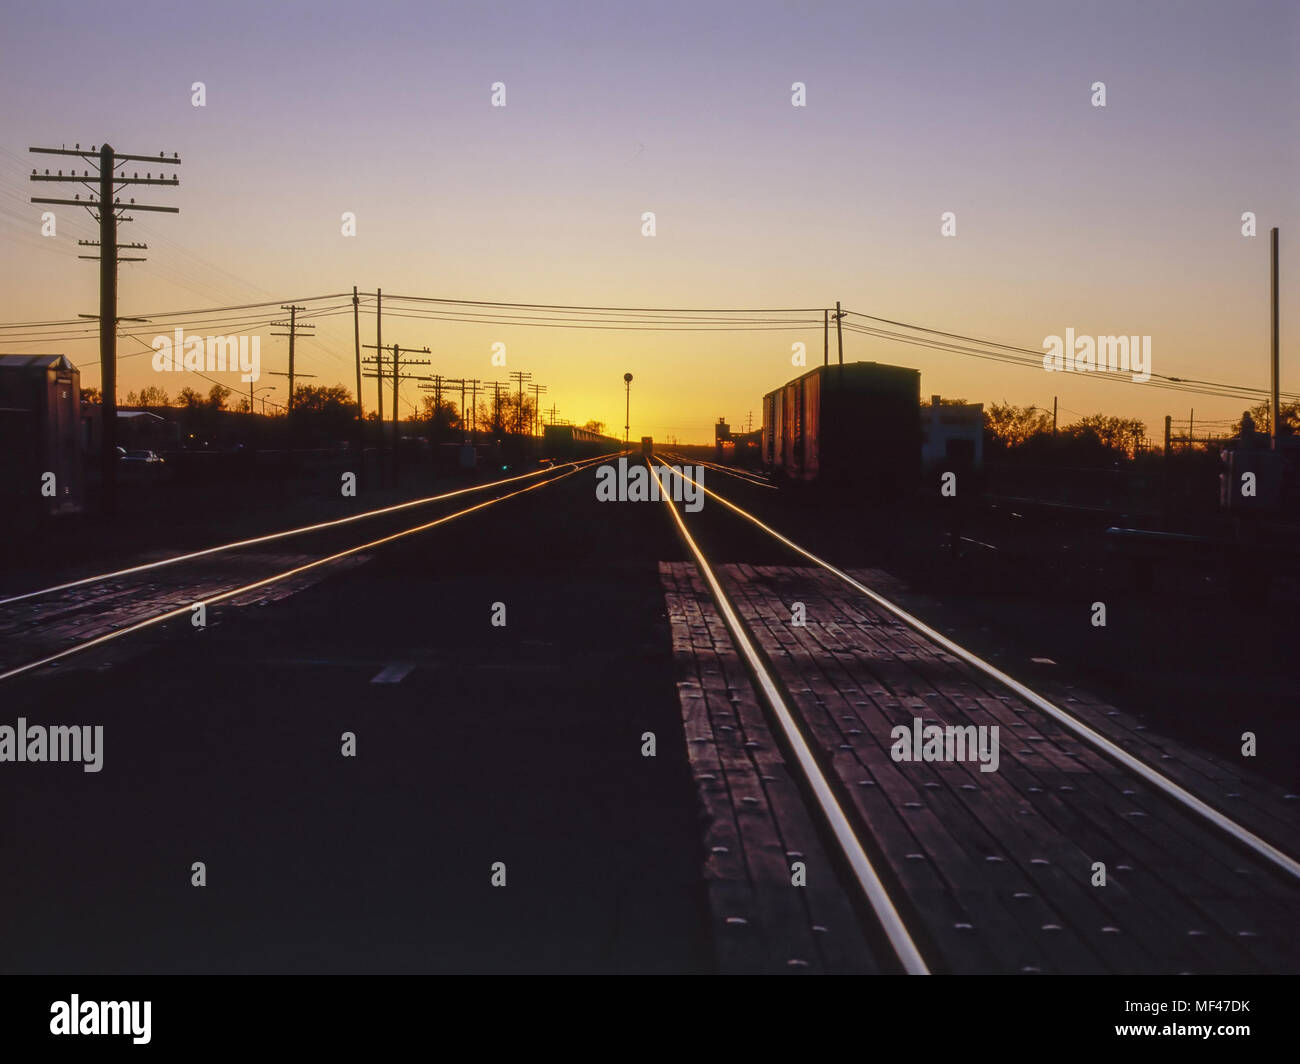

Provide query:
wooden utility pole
left=823, top=308, right=829, bottom=367
left=375, top=288, right=384, bottom=436
left=1052, top=395, right=1058, bottom=438
left=352, top=286, right=363, bottom=425
left=465, top=378, right=482, bottom=441
left=1270, top=227, right=1280, bottom=449
left=510, top=370, right=533, bottom=435
left=270, top=305, right=314, bottom=414
left=528, top=383, right=547, bottom=436
left=364, top=339, right=430, bottom=481
left=267, top=368, right=316, bottom=402
left=835, top=300, right=844, bottom=366
left=364, top=343, right=431, bottom=427
left=420, top=375, right=469, bottom=441
left=29, top=142, right=180, bottom=515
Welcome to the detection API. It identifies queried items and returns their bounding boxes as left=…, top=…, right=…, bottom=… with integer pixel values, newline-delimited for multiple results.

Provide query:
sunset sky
left=1, top=0, right=1295, bottom=443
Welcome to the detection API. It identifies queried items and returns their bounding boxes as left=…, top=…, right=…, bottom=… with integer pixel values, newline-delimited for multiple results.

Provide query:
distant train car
left=542, top=423, right=622, bottom=460
left=0, top=354, right=83, bottom=525
left=762, top=361, right=920, bottom=499
left=641, top=436, right=653, bottom=458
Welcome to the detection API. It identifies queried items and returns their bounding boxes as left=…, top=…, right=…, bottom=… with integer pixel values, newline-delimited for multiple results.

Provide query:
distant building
left=81, top=406, right=180, bottom=454
left=714, top=417, right=732, bottom=459
left=922, top=395, right=984, bottom=470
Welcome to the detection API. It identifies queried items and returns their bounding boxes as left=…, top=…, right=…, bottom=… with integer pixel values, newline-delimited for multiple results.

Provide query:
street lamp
left=254, top=385, right=276, bottom=415
left=623, top=372, right=633, bottom=446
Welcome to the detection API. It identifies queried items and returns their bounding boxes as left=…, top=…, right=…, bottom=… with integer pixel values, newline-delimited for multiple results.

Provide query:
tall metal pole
left=835, top=300, right=843, bottom=366
left=375, top=289, right=384, bottom=425
left=99, top=144, right=117, bottom=515
left=375, top=288, right=384, bottom=481
left=353, top=285, right=363, bottom=425
left=823, top=308, right=829, bottom=367
left=624, top=372, right=633, bottom=444
left=1271, top=227, right=1279, bottom=449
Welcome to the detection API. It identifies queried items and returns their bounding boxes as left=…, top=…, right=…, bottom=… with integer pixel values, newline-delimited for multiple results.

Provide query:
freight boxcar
left=0, top=354, right=83, bottom=524
left=762, top=361, right=920, bottom=499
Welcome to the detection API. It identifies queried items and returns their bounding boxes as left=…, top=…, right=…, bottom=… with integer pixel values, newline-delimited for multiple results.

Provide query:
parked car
left=118, top=447, right=166, bottom=481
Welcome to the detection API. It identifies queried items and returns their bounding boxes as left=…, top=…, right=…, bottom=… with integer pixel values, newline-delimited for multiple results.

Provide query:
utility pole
left=352, top=285, right=363, bottom=427
left=267, top=368, right=316, bottom=403
left=528, top=383, right=547, bottom=436
left=420, top=376, right=469, bottom=441
left=823, top=308, right=829, bottom=367
left=465, top=378, right=482, bottom=441
left=270, top=305, right=314, bottom=415
left=1270, top=227, right=1280, bottom=449
left=374, top=288, right=382, bottom=434
left=835, top=300, right=844, bottom=367
left=30, top=141, right=180, bottom=515
left=364, top=339, right=430, bottom=481
left=509, top=370, right=533, bottom=435
left=363, top=342, right=431, bottom=428
left=1189, top=408, right=1195, bottom=443
left=1052, top=395, right=1058, bottom=439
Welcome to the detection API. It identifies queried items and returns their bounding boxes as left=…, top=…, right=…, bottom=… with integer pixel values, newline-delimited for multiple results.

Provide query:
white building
left=922, top=395, right=984, bottom=470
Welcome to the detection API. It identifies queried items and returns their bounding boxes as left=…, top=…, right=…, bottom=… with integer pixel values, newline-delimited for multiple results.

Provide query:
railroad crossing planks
left=661, top=561, right=1300, bottom=974
left=661, top=562, right=878, bottom=974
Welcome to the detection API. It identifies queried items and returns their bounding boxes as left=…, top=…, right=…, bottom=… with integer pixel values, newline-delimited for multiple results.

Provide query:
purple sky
left=1, top=0, right=1295, bottom=439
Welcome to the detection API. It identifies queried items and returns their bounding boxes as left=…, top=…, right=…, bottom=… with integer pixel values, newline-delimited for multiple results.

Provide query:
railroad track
left=649, top=456, right=1300, bottom=974
left=0, top=454, right=619, bottom=684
